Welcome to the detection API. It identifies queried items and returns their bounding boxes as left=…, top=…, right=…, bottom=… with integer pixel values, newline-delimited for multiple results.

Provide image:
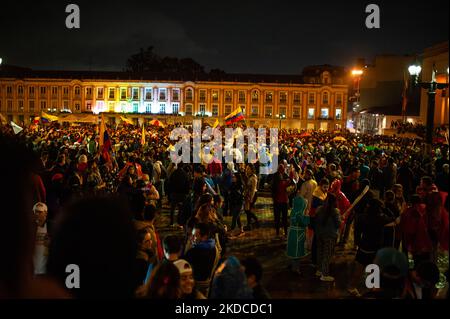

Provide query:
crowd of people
left=0, top=120, right=448, bottom=299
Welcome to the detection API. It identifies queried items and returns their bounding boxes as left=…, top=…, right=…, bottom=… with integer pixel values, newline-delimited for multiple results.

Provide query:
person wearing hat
left=173, top=259, right=206, bottom=299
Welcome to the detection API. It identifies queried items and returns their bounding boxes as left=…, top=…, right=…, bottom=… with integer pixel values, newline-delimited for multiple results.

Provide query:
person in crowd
left=383, top=157, right=397, bottom=192
left=400, top=194, right=433, bottom=268
left=167, top=163, right=190, bottom=227
left=299, top=169, right=317, bottom=213
left=383, top=190, right=401, bottom=248
left=133, top=228, right=154, bottom=292
left=146, top=261, right=181, bottom=299
left=163, top=235, right=183, bottom=262
left=403, top=261, right=440, bottom=299
left=272, top=164, right=292, bottom=238
left=33, top=202, right=49, bottom=275
left=210, top=256, right=254, bottom=299
left=47, top=196, right=137, bottom=298
left=244, top=164, right=259, bottom=230
left=348, top=197, right=396, bottom=297
left=363, top=247, right=409, bottom=299
left=184, top=223, right=217, bottom=296
left=309, top=178, right=330, bottom=266
left=241, top=257, right=271, bottom=299
left=173, top=259, right=206, bottom=299
left=286, top=189, right=310, bottom=275
left=314, top=194, right=341, bottom=282
left=229, top=172, right=245, bottom=236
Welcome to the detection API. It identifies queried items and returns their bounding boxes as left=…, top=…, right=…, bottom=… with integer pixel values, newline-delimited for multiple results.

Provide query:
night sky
left=1, top=0, right=448, bottom=74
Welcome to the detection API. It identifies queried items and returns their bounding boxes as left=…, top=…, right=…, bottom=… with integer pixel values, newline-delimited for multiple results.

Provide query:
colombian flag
left=224, top=107, right=244, bottom=125
left=41, top=112, right=59, bottom=123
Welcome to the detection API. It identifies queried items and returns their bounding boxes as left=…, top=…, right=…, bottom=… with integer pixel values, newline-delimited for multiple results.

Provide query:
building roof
left=0, top=65, right=315, bottom=85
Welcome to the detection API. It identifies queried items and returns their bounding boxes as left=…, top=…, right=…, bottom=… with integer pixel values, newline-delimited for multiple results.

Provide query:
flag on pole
left=401, top=71, right=409, bottom=121
left=224, top=107, right=245, bottom=125
left=141, top=123, right=146, bottom=146
left=11, top=121, right=23, bottom=134
left=99, top=114, right=112, bottom=163
left=120, top=116, right=134, bottom=125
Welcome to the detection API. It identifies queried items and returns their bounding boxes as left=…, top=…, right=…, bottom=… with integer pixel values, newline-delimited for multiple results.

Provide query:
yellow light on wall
left=351, top=69, right=363, bottom=76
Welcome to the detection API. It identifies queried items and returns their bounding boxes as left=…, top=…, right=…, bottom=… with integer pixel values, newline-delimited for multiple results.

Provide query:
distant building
left=419, top=41, right=449, bottom=128
left=0, top=66, right=347, bottom=130
left=357, top=55, right=421, bottom=134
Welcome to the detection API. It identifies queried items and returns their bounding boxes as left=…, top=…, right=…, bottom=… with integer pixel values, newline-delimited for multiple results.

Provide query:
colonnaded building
left=0, top=65, right=348, bottom=130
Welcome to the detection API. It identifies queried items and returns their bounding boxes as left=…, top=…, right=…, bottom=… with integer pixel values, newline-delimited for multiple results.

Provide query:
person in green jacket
left=287, top=190, right=310, bottom=275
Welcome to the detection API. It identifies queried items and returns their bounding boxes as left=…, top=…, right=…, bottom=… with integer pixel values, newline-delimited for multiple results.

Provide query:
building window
left=18, top=86, right=24, bottom=96
left=108, top=88, right=115, bottom=99
left=336, top=94, right=342, bottom=106
left=251, top=90, right=259, bottom=102
left=132, top=103, right=139, bottom=113
left=279, top=92, right=287, bottom=104
left=199, top=90, right=207, bottom=102
left=29, top=100, right=35, bottom=112
left=320, top=108, right=329, bottom=119
left=159, top=88, right=166, bottom=101
left=159, top=103, right=166, bottom=114
left=335, top=108, right=342, bottom=120
left=308, top=108, right=315, bottom=119
left=74, top=87, right=81, bottom=96
left=51, top=101, right=58, bottom=111
left=40, top=101, right=46, bottom=110
left=225, top=91, right=232, bottom=103
left=212, top=105, right=219, bottom=117
left=308, top=93, right=315, bottom=105
left=322, top=92, right=329, bottom=105
left=75, top=103, right=80, bottom=111
left=130, top=88, right=138, bottom=100
left=251, top=106, right=259, bottom=117
left=145, top=103, right=151, bottom=113
left=279, top=107, right=287, bottom=117
left=212, top=90, right=219, bottom=103
left=63, top=87, right=69, bottom=97
left=265, top=106, right=272, bottom=118
left=172, top=103, right=179, bottom=114
left=40, top=87, right=47, bottom=96
left=7, top=86, right=12, bottom=95
left=86, top=87, right=92, bottom=98
left=199, top=104, right=206, bottom=116
left=142, top=88, right=151, bottom=100
left=107, top=102, right=114, bottom=112
left=120, top=88, right=127, bottom=100
left=7, top=100, right=13, bottom=112
left=29, top=86, right=35, bottom=97
left=86, top=102, right=92, bottom=111
left=225, top=105, right=232, bottom=115
left=238, top=91, right=246, bottom=103
left=293, top=107, right=300, bottom=118
left=265, top=92, right=273, bottom=103
left=186, top=88, right=193, bottom=101
left=96, top=87, right=104, bottom=100
left=172, top=89, right=180, bottom=101
left=293, top=92, right=301, bottom=104
left=185, top=104, right=193, bottom=115
left=52, top=86, right=58, bottom=96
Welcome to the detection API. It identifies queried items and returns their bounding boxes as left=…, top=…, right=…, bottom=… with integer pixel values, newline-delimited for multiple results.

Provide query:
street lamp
left=276, top=113, right=286, bottom=130
left=0, top=57, right=3, bottom=65
left=408, top=63, right=448, bottom=156
left=351, top=69, right=364, bottom=132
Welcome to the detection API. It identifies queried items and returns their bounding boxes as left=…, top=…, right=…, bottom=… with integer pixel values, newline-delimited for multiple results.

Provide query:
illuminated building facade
left=0, top=67, right=347, bottom=130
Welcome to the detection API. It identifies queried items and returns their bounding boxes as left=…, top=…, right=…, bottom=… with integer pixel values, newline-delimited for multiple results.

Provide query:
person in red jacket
left=329, top=178, right=350, bottom=234
left=400, top=194, right=432, bottom=268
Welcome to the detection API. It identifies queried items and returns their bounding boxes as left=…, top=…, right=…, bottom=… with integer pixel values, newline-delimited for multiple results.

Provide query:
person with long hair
left=146, top=261, right=181, bottom=299
left=314, top=193, right=341, bottom=282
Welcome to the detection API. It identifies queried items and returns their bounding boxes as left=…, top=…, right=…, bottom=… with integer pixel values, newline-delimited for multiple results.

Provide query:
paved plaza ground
left=156, top=195, right=448, bottom=299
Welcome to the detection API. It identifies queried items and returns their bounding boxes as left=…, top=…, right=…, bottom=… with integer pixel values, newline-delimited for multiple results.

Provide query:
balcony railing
left=318, top=116, right=334, bottom=120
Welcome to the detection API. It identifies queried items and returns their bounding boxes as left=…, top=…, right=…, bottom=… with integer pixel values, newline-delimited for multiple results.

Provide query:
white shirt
left=34, top=223, right=48, bottom=275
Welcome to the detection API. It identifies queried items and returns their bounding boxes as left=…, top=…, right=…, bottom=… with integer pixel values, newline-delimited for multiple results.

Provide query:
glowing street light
left=351, top=69, right=363, bottom=76
left=0, top=58, right=3, bottom=65
left=408, top=64, right=422, bottom=77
